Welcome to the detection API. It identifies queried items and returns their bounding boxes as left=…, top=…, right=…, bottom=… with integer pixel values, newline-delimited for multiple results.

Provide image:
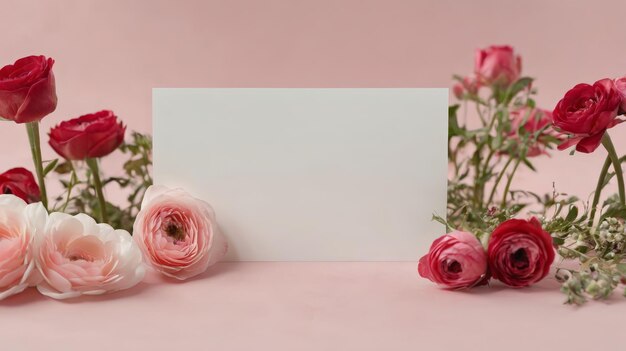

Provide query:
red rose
left=418, top=231, right=488, bottom=289
left=552, top=79, right=623, bottom=153
left=475, top=45, right=521, bottom=87
left=0, top=168, right=41, bottom=204
left=0, top=55, right=57, bottom=123
left=487, top=217, right=554, bottom=287
left=48, top=110, right=126, bottom=160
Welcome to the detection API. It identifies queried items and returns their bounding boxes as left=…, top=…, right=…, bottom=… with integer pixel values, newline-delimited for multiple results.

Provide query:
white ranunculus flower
left=36, top=212, right=145, bottom=299
left=0, top=194, right=46, bottom=300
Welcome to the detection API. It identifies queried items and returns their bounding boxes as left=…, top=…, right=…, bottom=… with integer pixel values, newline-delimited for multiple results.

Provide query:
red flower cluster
left=48, top=110, right=126, bottom=160
left=0, top=168, right=40, bottom=203
left=419, top=217, right=554, bottom=289
left=553, top=78, right=626, bottom=153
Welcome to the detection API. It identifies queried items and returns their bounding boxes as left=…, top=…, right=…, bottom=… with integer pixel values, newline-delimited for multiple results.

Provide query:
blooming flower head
left=36, top=212, right=144, bottom=299
left=0, top=194, right=46, bottom=300
left=133, top=185, right=228, bottom=280
left=0, top=55, right=57, bottom=123
left=487, top=217, right=554, bottom=287
left=48, top=110, right=126, bottom=160
left=418, top=230, right=488, bottom=289
left=552, top=78, right=623, bottom=153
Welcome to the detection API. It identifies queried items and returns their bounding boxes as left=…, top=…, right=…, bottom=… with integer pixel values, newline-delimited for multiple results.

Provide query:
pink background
left=3, top=1, right=626, bottom=350
left=3, top=0, right=626, bottom=200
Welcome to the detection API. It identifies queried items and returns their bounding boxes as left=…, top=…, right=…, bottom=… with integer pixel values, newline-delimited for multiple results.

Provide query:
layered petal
left=133, top=185, right=227, bottom=280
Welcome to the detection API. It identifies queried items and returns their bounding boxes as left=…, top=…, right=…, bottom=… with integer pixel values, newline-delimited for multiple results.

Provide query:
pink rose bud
left=418, top=231, right=488, bottom=289
left=453, top=83, right=464, bottom=100
left=0, top=195, right=46, bottom=300
left=475, top=45, right=521, bottom=87
left=553, top=78, right=623, bottom=153
left=133, top=186, right=228, bottom=280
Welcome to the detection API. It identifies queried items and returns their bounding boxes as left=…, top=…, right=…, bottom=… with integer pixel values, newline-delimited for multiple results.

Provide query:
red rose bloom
left=475, top=45, right=521, bottom=87
left=49, top=110, right=126, bottom=160
left=487, top=217, right=554, bottom=288
left=552, top=78, right=623, bottom=153
left=0, top=168, right=41, bottom=203
left=0, top=55, right=57, bottom=123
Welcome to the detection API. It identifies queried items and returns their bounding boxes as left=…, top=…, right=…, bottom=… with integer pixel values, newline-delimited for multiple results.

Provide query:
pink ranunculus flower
left=35, top=212, right=144, bottom=299
left=475, top=45, right=522, bottom=87
left=0, top=195, right=46, bottom=300
left=133, top=185, right=228, bottom=280
left=418, top=230, right=488, bottom=289
left=615, top=76, right=626, bottom=114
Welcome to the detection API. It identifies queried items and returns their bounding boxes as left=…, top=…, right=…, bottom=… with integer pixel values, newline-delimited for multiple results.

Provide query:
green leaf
left=448, top=105, right=464, bottom=139
left=54, top=161, right=73, bottom=175
left=565, top=206, right=578, bottom=222
left=506, top=77, right=533, bottom=102
left=552, top=237, right=565, bottom=246
left=522, top=158, right=536, bottom=172
left=42, top=159, right=59, bottom=177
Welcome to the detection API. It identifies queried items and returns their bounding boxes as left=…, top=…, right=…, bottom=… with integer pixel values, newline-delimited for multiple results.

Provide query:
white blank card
left=153, top=88, right=447, bottom=261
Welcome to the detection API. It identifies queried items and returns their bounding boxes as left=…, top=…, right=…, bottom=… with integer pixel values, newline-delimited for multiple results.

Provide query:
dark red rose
left=0, top=168, right=41, bottom=203
left=487, top=217, right=554, bottom=287
left=552, top=78, right=623, bottom=153
left=0, top=55, right=57, bottom=123
left=48, top=110, right=126, bottom=160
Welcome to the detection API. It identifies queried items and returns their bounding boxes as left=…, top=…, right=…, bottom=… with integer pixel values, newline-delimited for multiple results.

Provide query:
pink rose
left=418, top=231, right=488, bottom=289
left=487, top=217, right=554, bottom=288
left=133, top=186, right=228, bottom=280
left=475, top=45, right=522, bottom=87
left=0, top=195, right=46, bottom=300
left=552, top=79, right=623, bottom=153
left=508, top=107, right=557, bottom=157
left=35, top=212, right=144, bottom=299
left=615, top=76, right=626, bottom=114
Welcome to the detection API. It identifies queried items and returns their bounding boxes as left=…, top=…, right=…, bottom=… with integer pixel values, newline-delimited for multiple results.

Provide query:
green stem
left=61, top=162, right=78, bottom=213
left=601, top=133, right=625, bottom=207
left=26, top=122, right=48, bottom=209
left=589, top=156, right=612, bottom=226
left=86, top=158, right=108, bottom=223
left=501, top=158, right=522, bottom=208
left=487, top=157, right=513, bottom=206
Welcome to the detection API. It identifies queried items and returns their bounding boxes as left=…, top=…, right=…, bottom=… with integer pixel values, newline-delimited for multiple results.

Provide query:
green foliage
left=51, top=132, right=153, bottom=232
left=447, top=76, right=560, bottom=228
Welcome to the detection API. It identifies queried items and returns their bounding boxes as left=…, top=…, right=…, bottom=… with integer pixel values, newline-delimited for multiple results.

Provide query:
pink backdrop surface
left=3, top=1, right=626, bottom=350
left=3, top=0, right=626, bottom=204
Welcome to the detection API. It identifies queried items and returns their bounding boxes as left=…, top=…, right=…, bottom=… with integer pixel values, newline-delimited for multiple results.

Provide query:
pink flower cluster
left=0, top=186, right=227, bottom=300
left=419, top=218, right=555, bottom=289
